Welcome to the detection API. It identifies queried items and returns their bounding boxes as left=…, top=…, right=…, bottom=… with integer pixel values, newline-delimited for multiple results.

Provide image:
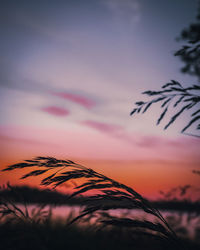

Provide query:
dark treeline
left=0, top=185, right=83, bottom=205
left=1, top=185, right=200, bottom=212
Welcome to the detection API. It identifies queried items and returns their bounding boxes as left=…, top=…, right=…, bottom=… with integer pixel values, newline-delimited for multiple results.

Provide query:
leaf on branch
left=162, top=80, right=182, bottom=89
left=184, top=97, right=200, bottom=102
left=135, top=101, right=145, bottom=106
left=142, top=90, right=162, bottom=96
left=182, top=115, right=200, bottom=133
left=157, top=107, right=168, bottom=125
left=142, top=102, right=152, bottom=113
left=174, top=96, right=185, bottom=107
left=161, top=98, right=171, bottom=107
left=152, top=97, right=166, bottom=103
left=164, top=104, right=191, bottom=130
left=130, top=108, right=137, bottom=115
left=174, top=46, right=190, bottom=56
left=189, top=39, right=200, bottom=44
left=171, top=87, right=186, bottom=92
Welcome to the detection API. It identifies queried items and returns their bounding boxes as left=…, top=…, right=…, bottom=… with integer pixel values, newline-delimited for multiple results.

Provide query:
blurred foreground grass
left=0, top=215, right=200, bottom=250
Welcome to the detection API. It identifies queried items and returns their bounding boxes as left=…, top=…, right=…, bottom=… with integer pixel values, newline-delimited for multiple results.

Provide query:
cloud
left=0, top=134, right=55, bottom=147
left=52, top=92, right=96, bottom=109
left=81, top=120, right=162, bottom=148
left=79, top=119, right=200, bottom=161
left=134, top=135, right=200, bottom=151
left=166, top=137, right=200, bottom=148
left=81, top=120, right=123, bottom=134
left=136, top=136, right=161, bottom=147
left=41, top=106, right=70, bottom=116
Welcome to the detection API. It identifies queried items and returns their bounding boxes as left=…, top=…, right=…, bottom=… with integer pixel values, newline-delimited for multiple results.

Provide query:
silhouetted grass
left=1, top=157, right=187, bottom=249
left=0, top=207, right=199, bottom=250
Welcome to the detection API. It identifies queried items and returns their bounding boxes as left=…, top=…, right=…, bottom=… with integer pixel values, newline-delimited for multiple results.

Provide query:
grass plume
left=2, top=156, right=184, bottom=249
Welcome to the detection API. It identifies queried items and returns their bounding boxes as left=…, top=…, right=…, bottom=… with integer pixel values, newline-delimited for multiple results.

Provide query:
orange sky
left=1, top=125, right=199, bottom=200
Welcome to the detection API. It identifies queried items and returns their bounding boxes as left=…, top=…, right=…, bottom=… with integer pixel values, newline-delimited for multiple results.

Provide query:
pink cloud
left=166, top=137, right=200, bottom=148
left=135, top=135, right=200, bottom=150
left=52, top=92, right=96, bottom=109
left=81, top=120, right=123, bottom=134
left=80, top=120, right=200, bottom=160
left=41, top=106, right=70, bottom=116
left=136, top=136, right=161, bottom=147
left=0, top=134, right=54, bottom=146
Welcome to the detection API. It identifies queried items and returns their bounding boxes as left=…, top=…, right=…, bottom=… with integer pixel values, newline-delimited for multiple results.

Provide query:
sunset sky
left=0, top=0, right=199, bottom=200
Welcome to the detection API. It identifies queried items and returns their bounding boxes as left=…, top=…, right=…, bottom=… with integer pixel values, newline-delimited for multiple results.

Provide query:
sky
left=0, top=0, right=200, bottom=200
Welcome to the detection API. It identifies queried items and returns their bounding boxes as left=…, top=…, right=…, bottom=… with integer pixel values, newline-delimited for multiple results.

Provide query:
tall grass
left=0, top=183, right=51, bottom=225
left=2, top=156, right=184, bottom=249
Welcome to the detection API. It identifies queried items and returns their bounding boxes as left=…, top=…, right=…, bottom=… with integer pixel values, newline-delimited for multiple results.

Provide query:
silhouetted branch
left=130, top=81, right=200, bottom=136
left=131, top=5, right=200, bottom=138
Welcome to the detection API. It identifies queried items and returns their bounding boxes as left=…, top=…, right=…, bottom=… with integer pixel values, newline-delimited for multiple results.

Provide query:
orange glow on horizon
left=1, top=156, right=199, bottom=200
